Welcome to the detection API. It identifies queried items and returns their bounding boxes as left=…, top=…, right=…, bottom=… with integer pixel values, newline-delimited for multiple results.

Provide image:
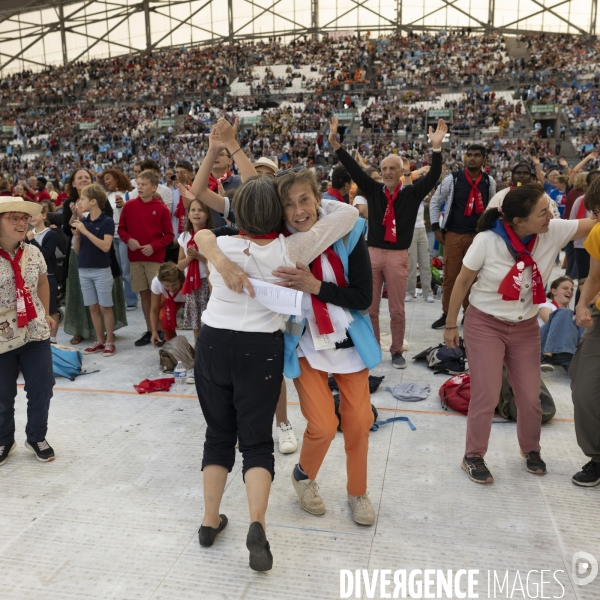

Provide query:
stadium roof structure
left=0, top=0, right=596, bottom=74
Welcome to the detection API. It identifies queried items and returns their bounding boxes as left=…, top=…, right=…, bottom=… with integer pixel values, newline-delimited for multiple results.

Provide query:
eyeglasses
left=274, top=166, right=307, bottom=178
left=4, top=213, right=32, bottom=225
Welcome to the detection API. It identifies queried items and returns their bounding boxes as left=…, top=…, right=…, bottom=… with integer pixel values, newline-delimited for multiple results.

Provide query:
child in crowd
left=149, top=263, right=186, bottom=348
left=117, top=170, right=174, bottom=346
left=177, top=199, right=213, bottom=345
left=26, top=204, right=59, bottom=343
left=72, top=184, right=116, bottom=357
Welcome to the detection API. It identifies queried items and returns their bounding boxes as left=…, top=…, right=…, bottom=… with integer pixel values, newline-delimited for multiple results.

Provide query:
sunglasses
left=274, top=166, right=307, bottom=178
left=4, top=213, right=32, bottom=225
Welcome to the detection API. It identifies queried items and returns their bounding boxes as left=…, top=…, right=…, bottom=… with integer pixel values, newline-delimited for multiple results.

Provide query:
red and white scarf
left=208, top=170, right=231, bottom=192
left=309, top=247, right=348, bottom=335
left=181, top=231, right=204, bottom=294
left=326, top=187, right=345, bottom=203
left=497, top=222, right=545, bottom=304
left=0, top=245, right=38, bottom=327
left=382, top=183, right=403, bottom=244
left=162, top=290, right=179, bottom=331
left=464, top=170, right=485, bottom=216
left=173, top=183, right=192, bottom=234
left=575, top=196, right=588, bottom=220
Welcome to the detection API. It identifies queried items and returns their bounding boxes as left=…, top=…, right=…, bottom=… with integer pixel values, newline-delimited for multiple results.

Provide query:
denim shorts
left=79, top=267, right=114, bottom=307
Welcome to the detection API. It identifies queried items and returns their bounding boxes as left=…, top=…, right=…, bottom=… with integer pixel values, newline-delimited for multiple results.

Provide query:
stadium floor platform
left=2, top=269, right=599, bottom=600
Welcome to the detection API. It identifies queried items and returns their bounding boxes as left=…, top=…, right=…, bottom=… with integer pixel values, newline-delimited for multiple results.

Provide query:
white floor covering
left=2, top=288, right=599, bottom=600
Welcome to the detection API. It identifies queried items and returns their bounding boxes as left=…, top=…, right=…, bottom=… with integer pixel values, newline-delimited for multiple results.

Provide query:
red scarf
left=162, top=290, right=179, bottom=331
left=382, top=183, right=402, bottom=244
left=464, top=170, right=485, bottom=216
left=238, top=231, right=279, bottom=239
left=497, top=222, right=545, bottom=304
left=181, top=231, right=204, bottom=294
left=0, top=246, right=38, bottom=327
left=208, top=170, right=231, bottom=192
left=326, top=187, right=345, bottom=203
left=550, top=300, right=560, bottom=309
left=575, top=197, right=588, bottom=219
left=174, top=183, right=192, bottom=234
left=310, top=247, right=347, bottom=335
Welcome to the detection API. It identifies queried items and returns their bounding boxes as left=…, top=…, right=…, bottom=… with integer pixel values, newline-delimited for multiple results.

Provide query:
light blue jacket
left=282, top=219, right=382, bottom=379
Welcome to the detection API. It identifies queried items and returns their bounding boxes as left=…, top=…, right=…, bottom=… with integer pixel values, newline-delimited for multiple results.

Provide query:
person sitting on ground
left=539, top=276, right=582, bottom=372
left=444, top=183, right=596, bottom=485
left=149, top=263, right=186, bottom=348
left=117, top=170, right=174, bottom=347
left=72, top=184, right=117, bottom=358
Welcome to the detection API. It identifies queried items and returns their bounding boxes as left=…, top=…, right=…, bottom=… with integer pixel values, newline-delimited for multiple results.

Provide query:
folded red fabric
left=134, top=377, right=174, bottom=394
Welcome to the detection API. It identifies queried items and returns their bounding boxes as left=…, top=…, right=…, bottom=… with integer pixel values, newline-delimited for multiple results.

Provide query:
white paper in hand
left=244, top=278, right=304, bottom=315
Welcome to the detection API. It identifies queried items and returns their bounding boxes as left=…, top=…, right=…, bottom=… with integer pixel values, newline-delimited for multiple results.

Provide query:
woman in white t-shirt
left=177, top=199, right=213, bottom=345
left=538, top=276, right=582, bottom=373
left=444, top=183, right=596, bottom=485
left=149, top=264, right=186, bottom=348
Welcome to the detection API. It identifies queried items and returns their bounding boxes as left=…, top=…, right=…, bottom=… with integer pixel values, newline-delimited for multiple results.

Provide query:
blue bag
left=51, top=345, right=84, bottom=381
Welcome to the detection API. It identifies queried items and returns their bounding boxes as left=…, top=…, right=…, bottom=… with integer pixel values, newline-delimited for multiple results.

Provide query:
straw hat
left=0, top=197, right=42, bottom=216
left=253, top=157, right=279, bottom=174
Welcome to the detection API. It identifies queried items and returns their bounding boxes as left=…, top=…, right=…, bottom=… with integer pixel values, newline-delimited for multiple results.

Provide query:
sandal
left=70, top=336, right=82, bottom=345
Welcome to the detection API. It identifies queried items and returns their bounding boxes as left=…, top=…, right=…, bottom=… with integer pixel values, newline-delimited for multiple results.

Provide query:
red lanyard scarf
left=162, top=290, right=179, bottom=331
left=0, top=246, right=38, bottom=327
left=575, top=196, right=588, bottom=219
left=173, top=183, right=192, bottom=234
left=326, top=187, right=345, bottom=203
left=550, top=300, right=560, bottom=309
left=464, top=170, right=485, bottom=216
left=309, top=247, right=347, bottom=335
left=238, top=231, right=279, bottom=239
left=208, top=170, right=231, bottom=192
left=497, top=222, right=545, bottom=304
left=382, top=183, right=402, bottom=244
left=181, top=231, right=204, bottom=294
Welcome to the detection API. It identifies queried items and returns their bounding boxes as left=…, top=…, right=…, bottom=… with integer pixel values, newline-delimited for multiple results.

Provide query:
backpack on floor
left=439, top=373, right=471, bottom=415
left=158, top=336, right=195, bottom=371
left=51, top=345, right=84, bottom=381
left=497, top=368, right=556, bottom=424
left=413, top=340, right=468, bottom=375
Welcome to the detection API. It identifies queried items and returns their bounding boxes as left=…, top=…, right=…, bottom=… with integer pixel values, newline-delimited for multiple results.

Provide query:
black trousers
left=0, top=339, right=55, bottom=445
left=195, top=324, right=283, bottom=480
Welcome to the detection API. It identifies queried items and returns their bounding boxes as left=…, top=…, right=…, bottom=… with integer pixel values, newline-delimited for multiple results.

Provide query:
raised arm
left=568, top=152, right=597, bottom=188
left=285, top=199, right=359, bottom=266
left=189, top=137, right=227, bottom=215
left=531, top=155, right=545, bottom=184
left=214, top=117, right=257, bottom=183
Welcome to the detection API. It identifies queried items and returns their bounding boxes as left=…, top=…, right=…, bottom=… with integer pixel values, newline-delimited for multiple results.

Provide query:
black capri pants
left=195, top=324, right=284, bottom=480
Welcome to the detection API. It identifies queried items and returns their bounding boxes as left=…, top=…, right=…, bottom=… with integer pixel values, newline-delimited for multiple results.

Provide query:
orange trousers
left=293, top=357, right=373, bottom=496
left=158, top=298, right=185, bottom=341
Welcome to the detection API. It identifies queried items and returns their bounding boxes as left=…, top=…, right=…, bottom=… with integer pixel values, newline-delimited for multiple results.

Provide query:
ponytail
left=477, top=207, right=502, bottom=232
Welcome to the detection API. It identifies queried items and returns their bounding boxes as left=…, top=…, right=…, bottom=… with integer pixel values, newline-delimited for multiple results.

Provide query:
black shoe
left=198, top=514, right=228, bottom=547
left=461, top=455, right=493, bottom=484
left=572, top=460, right=600, bottom=487
left=25, top=439, right=55, bottom=462
left=431, top=313, right=447, bottom=329
left=522, top=450, right=546, bottom=475
left=541, top=355, right=555, bottom=373
left=156, top=330, right=166, bottom=348
left=553, top=352, right=573, bottom=371
left=392, top=353, right=406, bottom=369
left=0, top=440, right=16, bottom=466
left=246, top=521, right=273, bottom=571
left=134, top=331, right=152, bottom=346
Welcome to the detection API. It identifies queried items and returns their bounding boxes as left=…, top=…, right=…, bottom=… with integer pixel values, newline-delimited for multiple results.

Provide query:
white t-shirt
left=150, top=276, right=186, bottom=302
left=537, top=301, right=557, bottom=327
left=353, top=195, right=367, bottom=208
left=178, top=231, right=207, bottom=279
left=463, top=219, right=578, bottom=322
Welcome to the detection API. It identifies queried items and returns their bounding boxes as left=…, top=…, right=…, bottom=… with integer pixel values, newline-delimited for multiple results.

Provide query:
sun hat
left=253, top=157, right=279, bottom=174
left=0, top=197, right=42, bottom=216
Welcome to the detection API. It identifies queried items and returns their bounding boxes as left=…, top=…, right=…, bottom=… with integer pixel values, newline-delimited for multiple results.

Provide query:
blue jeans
left=540, top=308, right=583, bottom=356
left=114, top=237, right=138, bottom=307
left=0, top=339, right=55, bottom=445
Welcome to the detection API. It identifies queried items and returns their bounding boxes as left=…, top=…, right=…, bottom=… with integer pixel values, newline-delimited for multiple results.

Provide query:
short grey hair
left=231, top=176, right=283, bottom=235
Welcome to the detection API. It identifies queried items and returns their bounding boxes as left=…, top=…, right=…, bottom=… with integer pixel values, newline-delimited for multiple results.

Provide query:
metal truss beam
left=592, top=0, right=598, bottom=34
left=501, top=0, right=576, bottom=30
left=405, top=0, right=460, bottom=28
left=311, top=0, right=319, bottom=39
left=149, top=0, right=214, bottom=50
left=232, top=0, right=307, bottom=37
left=529, top=0, right=586, bottom=34
left=151, top=8, right=215, bottom=40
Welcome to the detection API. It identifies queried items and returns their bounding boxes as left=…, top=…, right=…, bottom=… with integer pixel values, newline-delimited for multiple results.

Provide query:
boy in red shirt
left=118, top=170, right=174, bottom=346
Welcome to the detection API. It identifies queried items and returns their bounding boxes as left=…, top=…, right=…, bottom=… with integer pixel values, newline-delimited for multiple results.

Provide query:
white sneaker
left=186, top=376, right=195, bottom=384
left=426, top=295, right=435, bottom=303
left=348, top=492, right=376, bottom=526
left=404, top=294, right=412, bottom=302
left=277, top=422, right=298, bottom=454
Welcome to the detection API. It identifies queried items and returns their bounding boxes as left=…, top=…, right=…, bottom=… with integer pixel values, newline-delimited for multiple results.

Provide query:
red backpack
left=439, top=373, right=471, bottom=415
